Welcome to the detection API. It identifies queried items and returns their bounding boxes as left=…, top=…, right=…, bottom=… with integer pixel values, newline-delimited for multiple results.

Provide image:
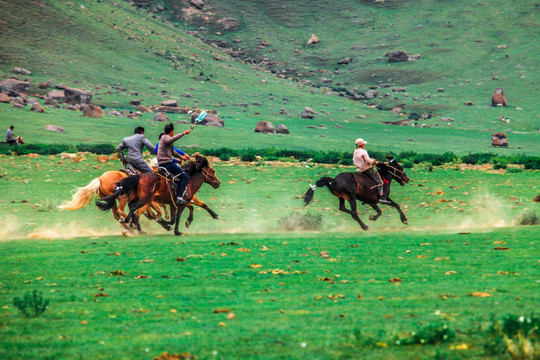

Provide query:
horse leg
left=174, top=205, right=186, bottom=236
left=338, top=198, right=353, bottom=215
left=185, top=204, right=194, bottom=228
left=386, top=199, right=408, bottom=224
left=192, top=196, right=220, bottom=219
left=368, top=204, right=382, bottom=221
left=347, top=197, right=369, bottom=231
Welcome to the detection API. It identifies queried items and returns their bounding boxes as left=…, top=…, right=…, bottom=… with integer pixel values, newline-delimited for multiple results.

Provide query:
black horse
left=303, top=156, right=410, bottom=230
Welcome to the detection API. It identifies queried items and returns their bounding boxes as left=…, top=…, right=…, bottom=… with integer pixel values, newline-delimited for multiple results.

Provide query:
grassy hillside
left=0, top=0, right=538, bottom=155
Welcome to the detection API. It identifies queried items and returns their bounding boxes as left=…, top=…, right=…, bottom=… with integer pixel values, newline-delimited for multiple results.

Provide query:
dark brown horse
left=97, top=154, right=220, bottom=235
left=303, top=156, right=410, bottom=230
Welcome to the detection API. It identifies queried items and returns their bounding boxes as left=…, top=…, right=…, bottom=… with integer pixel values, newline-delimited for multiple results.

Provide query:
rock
left=190, top=112, right=224, bottom=127
left=11, top=96, right=26, bottom=108
left=464, top=101, right=474, bottom=106
left=137, top=104, right=153, bottom=113
left=337, top=57, right=352, bottom=65
left=81, top=104, right=102, bottom=118
left=0, top=93, right=9, bottom=103
left=305, top=34, right=320, bottom=45
left=44, top=124, right=65, bottom=133
left=46, top=90, right=65, bottom=102
left=190, top=0, right=206, bottom=10
left=161, top=99, right=178, bottom=107
left=217, top=17, right=240, bottom=31
left=108, top=110, right=126, bottom=117
left=153, top=112, right=170, bottom=122
left=333, top=124, right=345, bottom=129
left=437, top=88, right=445, bottom=92
left=440, top=117, right=455, bottom=122
left=129, top=99, right=142, bottom=106
left=385, top=50, right=409, bottom=62
left=492, top=132, right=508, bottom=147
left=365, top=90, right=378, bottom=99
left=0, top=79, right=29, bottom=96
left=391, top=106, right=403, bottom=114
left=55, top=83, right=66, bottom=89
left=276, top=124, right=289, bottom=134
left=64, top=87, right=92, bottom=105
left=491, top=88, right=507, bottom=106
left=300, top=112, right=314, bottom=119
left=304, top=107, right=318, bottom=114
left=30, top=102, right=44, bottom=113
left=13, top=67, right=31, bottom=76
left=44, top=97, right=58, bottom=106
left=254, top=121, right=274, bottom=134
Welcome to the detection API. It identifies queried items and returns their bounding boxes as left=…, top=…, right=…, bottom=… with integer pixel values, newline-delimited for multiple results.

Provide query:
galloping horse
left=303, top=156, right=410, bottom=230
left=59, top=165, right=219, bottom=228
left=97, top=154, right=220, bottom=235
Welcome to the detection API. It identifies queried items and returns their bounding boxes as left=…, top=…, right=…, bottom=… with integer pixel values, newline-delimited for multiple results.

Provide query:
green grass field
left=0, top=154, right=539, bottom=359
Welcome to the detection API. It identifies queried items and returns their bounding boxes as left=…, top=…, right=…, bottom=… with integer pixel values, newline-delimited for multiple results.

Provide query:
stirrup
left=379, top=198, right=391, bottom=204
left=175, top=196, right=187, bottom=205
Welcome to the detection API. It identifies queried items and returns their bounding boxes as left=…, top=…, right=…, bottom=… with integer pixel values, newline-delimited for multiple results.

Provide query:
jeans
left=160, top=161, right=189, bottom=197
left=363, top=167, right=383, bottom=195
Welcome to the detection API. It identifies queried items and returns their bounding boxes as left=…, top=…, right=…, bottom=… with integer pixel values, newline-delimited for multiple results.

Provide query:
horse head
left=189, top=153, right=220, bottom=189
left=384, top=156, right=409, bottom=186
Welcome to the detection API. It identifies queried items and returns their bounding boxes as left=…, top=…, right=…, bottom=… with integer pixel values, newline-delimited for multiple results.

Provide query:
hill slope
left=0, top=0, right=538, bottom=155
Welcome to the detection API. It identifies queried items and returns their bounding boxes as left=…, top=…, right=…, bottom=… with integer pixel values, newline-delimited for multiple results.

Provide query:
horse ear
left=385, top=155, right=394, bottom=161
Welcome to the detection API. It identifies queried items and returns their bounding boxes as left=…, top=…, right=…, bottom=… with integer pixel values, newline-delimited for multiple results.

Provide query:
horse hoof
left=362, top=226, right=370, bottom=231
left=138, top=231, right=147, bottom=235
left=185, top=221, right=191, bottom=228
left=213, top=216, right=220, bottom=220
left=174, top=231, right=182, bottom=236
left=368, top=216, right=377, bottom=221
left=402, top=220, right=408, bottom=225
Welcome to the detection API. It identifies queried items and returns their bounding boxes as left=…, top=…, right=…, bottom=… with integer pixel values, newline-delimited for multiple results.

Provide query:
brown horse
left=97, top=154, right=220, bottom=235
left=59, top=168, right=219, bottom=229
left=303, top=156, right=410, bottom=230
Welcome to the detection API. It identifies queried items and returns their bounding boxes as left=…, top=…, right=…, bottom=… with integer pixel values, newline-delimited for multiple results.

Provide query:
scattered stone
left=300, top=112, right=314, bottom=119
left=13, top=67, right=31, bottom=76
left=55, top=83, right=66, bottom=89
left=44, top=124, right=65, bottom=133
left=305, top=34, right=320, bottom=45
left=437, top=88, right=445, bottom=92
left=81, top=104, right=103, bottom=118
left=491, top=88, right=507, bottom=107
left=408, top=138, right=413, bottom=141
left=0, top=93, right=9, bottom=103
left=492, top=132, right=508, bottom=147
left=46, top=90, right=65, bottom=103
left=464, top=101, right=474, bottom=106
left=391, top=106, right=403, bottom=114
left=304, top=107, right=318, bottom=114
left=129, top=99, right=142, bottom=106
left=137, top=104, right=153, bottom=113
left=337, top=57, right=352, bottom=65
left=217, top=17, right=240, bottom=31
left=190, top=0, right=206, bottom=10
left=153, top=112, right=170, bottom=122
left=64, top=87, right=92, bottom=105
left=385, top=50, right=408, bottom=62
left=440, top=117, right=455, bottom=122
left=276, top=124, right=289, bottom=134
left=364, top=90, right=378, bottom=99
left=108, top=110, right=126, bottom=117
left=161, top=100, right=178, bottom=107
left=30, top=102, right=44, bottom=113
left=0, top=79, right=29, bottom=96
left=254, top=121, right=274, bottom=134
left=191, top=111, right=224, bottom=127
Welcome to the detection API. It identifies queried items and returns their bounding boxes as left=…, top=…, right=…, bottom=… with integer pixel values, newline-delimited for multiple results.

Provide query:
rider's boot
left=175, top=182, right=187, bottom=205
left=378, top=189, right=391, bottom=204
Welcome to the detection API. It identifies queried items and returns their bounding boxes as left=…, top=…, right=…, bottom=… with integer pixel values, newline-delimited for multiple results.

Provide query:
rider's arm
left=143, top=137, right=156, bottom=154
left=116, top=141, right=126, bottom=162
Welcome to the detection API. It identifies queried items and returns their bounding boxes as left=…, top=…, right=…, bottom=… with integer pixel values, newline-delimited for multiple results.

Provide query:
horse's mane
left=182, top=152, right=208, bottom=175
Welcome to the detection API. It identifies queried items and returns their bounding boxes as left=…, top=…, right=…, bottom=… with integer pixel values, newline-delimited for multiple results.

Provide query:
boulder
left=12, top=96, right=26, bottom=108
left=64, top=87, right=92, bottom=105
left=254, top=121, right=274, bottom=134
left=161, top=99, right=178, bottom=107
left=30, top=102, right=45, bottom=113
left=46, top=90, right=65, bottom=102
left=44, top=97, right=59, bottom=107
left=492, top=132, right=508, bottom=147
left=217, top=17, right=240, bottom=31
left=153, top=112, right=170, bottom=122
left=0, top=93, right=9, bottom=103
left=385, top=50, right=409, bottom=62
left=81, top=104, right=103, bottom=118
left=108, top=110, right=126, bottom=117
left=306, top=34, right=320, bottom=45
left=44, top=124, right=65, bottom=133
left=137, top=104, right=153, bottom=113
left=190, top=112, right=224, bottom=127
left=491, top=88, right=507, bottom=107
left=13, top=67, right=31, bottom=76
left=190, top=0, right=206, bottom=10
left=301, top=112, right=314, bottom=119
left=129, top=99, right=142, bottom=106
left=337, top=57, right=352, bottom=65
left=0, top=79, right=29, bottom=96
left=276, top=124, right=289, bottom=134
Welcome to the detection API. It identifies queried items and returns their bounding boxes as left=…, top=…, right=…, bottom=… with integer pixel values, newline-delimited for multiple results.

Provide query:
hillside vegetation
left=0, top=0, right=538, bottom=155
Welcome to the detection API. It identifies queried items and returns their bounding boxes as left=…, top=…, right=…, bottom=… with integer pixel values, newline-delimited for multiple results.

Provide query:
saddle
left=156, top=167, right=180, bottom=183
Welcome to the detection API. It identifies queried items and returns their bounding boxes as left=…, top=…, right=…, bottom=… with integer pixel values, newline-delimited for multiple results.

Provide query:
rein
left=385, top=164, right=405, bottom=180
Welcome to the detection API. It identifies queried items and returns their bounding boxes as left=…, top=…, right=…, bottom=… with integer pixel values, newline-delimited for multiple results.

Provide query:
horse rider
left=117, top=126, right=155, bottom=174
left=157, top=123, right=191, bottom=205
left=154, top=133, right=191, bottom=165
left=6, top=125, right=16, bottom=146
left=353, top=138, right=391, bottom=204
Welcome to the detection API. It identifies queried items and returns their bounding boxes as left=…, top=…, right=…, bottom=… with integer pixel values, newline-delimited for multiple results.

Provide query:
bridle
left=383, top=160, right=407, bottom=182
left=201, top=166, right=220, bottom=187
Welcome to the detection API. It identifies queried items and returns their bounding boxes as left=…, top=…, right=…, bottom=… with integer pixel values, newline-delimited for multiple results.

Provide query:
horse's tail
left=303, top=177, right=334, bottom=206
left=95, top=175, right=140, bottom=212
left=534, top=194, right=540, bottom=202
left=58, top=178, right=101, bottom=210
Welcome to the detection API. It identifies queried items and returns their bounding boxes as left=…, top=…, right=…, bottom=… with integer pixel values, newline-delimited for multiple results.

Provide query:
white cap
left=355, top=138, right=367, bottom=146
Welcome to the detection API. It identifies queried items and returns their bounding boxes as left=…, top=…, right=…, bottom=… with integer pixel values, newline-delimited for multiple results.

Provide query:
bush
left=518, top=211, right=539, bottom=226
left=396, top=322, right=454, bottom=345
left=13, top=290, right=50, bottom=317
left=485, top=315, right=540, bottom=359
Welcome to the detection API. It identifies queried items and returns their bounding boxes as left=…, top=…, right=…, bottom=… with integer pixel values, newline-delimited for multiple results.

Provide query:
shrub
left=396, top=322, right=454, bottom=345
left=13, top=290, right=50, bottom=317
left=518, top=211, right=539, bottom=226
left=485, top=315, right=540, bottom=359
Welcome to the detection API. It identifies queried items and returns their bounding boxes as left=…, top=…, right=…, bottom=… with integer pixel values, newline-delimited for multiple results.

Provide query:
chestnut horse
left=59, top=168, right=219, bottom=228
left=97, top=154, right=220, bottom=235
left=303, top=156, right=410, bottom=230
